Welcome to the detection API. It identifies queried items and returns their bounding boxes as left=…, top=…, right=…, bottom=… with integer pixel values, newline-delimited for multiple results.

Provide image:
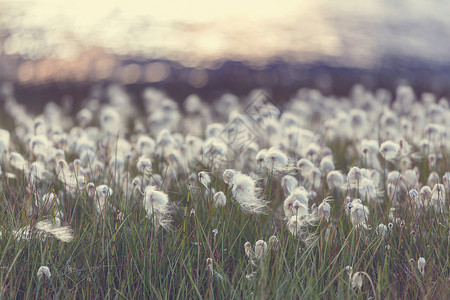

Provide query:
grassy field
left=0, top=85, right=449, bottom=299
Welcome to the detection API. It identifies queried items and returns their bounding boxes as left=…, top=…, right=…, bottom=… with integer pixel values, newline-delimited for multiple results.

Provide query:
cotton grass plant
left=0, top=83, right=449, bottom=299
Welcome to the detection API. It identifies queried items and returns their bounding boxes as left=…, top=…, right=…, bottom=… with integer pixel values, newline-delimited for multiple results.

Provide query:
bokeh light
left=0, top=0, right=449, bottom=99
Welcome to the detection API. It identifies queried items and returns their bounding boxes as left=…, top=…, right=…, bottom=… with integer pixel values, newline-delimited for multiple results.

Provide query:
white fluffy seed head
left=348, top=199, right=370, bottom=229
left=143, top=186, right=169, bottom=215
left=97, top=185, right=112, bottom=199
left=244, top=241, right=252, bottom=257
left=387, top=170, right=400, bottom=185
left=10, top=152, right=27, bottom=170
left=0, top=128, right=10, bottom=155
left=35, top=219, right=74, bottom=242
left=442, top=172, right=450, bottom=190
left=286, top=213, right=317, bottom=238
left=198, top=171, right=211, bottom=188
left=136, top=157, right=152, bottom=174
left=268, top=235, right=279, bottom=249
left=29, top=135, right=49, bottom=157
left=379, top=141, right=399, bottom=161
left=291, top=188, right=309, bottom=206
left=137, top=135, right=156, bottom=156
left=376, top=223, right=388, bottom=237
left=403, top=169, right=419, bottom=188
left=318, top=200, right=331, bottom=221
left=345, top=266, right=353, bottom=278
left=427, top=171, right=440, bottom=187
left=230, top=172, right=267, bottom=214
left=409, top=189, right=419, bottom=200
left=419, top=186, right=432, bottom=206
left=244, top=141, right=259, bottom=157
left=255, top=149, right=268, bottom=166
left=156, top=129, right=175, bottom=148
left=254, top=240, right=268, bottom=259
left=359, top=178, right=379, bottom=204
left=292, top=200, right=308, bottom=218
left=431, top=183, right=446, bottom=211
left=360, top=139, right=379, bottom=156
left=222, top=169, right=236, bottom=185
left=326, top=170, right=344, bottom=189
left=142, top=186, right=171, bottom=230
left=166, top=150, right=181, bottom=166
left=29, top=161, right=47, bottom=181
left=87, top=182, right=96, bottom=197
left=202, top=138, right=228, bottom=161
left=206, top=258, right=213, bottom=272
left=94, top=185, right=113, bottom=214
left=347, top=166, right=362, bottom=188
left=37, top=266, right=51, bottom=279
left=351, top=272, right=363, bottom=289
left=297, top=158, right=314, bottom=176
left=205, top=123, right=224, bottom=138
left=281, top=175, right=298, bottom=195
left=264, top=147, right=288, bottom=172
left=213, top=191, right=227, bottom=207
left=399, top=156, right=412, bottom=171
left=284, top=188, right=309, bottom=217
left=418, top=257, right=426, bottom=275
left=320, top=155, right=335, bottom=175
left=305, top=143, right=321, bottom=162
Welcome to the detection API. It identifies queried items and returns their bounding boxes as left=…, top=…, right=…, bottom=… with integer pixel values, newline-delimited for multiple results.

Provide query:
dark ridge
left=7, top=56, right=450, bottom=114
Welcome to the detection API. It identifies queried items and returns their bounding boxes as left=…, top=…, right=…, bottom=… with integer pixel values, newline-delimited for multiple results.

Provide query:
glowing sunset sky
left=1, top=0, right=449, bottom=67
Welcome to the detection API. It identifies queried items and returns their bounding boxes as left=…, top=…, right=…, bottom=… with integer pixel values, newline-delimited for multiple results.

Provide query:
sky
left=1, top=0, right=450, bottom=67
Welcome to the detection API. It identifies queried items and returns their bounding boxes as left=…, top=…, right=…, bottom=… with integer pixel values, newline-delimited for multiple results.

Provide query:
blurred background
left=1, top=0, right=450, bottom=106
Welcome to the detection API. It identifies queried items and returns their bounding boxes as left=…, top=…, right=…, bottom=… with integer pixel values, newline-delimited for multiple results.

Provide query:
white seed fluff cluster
left=37, top=266, right=51, bottom=280
left=223, top=169, right=267, bottom=214
left=0, top=82, right=449, bottom=274
left=143, top=186, right=171, bottom=229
